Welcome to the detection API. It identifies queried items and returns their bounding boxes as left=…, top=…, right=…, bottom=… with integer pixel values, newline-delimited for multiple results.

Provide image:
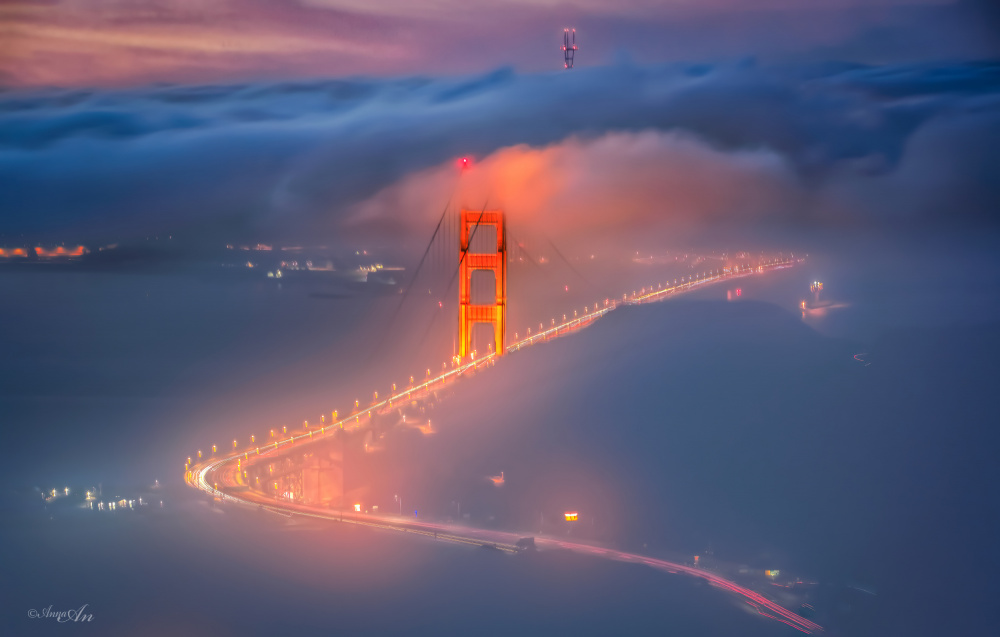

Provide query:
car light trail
left=185, top=258, right=817, bottom=633
left=190, top=454, right=821, bottom=633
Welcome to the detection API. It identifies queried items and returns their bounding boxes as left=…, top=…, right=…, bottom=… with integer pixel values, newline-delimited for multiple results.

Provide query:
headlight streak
left=185, top=258, right=818, bottom=633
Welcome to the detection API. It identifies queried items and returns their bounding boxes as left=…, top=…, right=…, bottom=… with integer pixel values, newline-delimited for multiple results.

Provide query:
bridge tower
left=459, top=209, right=506, bottom=359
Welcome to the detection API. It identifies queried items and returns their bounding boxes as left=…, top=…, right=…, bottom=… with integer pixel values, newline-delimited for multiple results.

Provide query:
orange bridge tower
left=459, top=208, right=506, bottom=359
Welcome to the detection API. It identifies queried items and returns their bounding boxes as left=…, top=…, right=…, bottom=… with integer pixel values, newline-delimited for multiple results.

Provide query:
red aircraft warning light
left=562, top=29, right=577, bottom=69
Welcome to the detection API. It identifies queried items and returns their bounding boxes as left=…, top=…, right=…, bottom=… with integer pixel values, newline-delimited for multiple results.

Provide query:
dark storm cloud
left=0, top=59, right=997, bottom=246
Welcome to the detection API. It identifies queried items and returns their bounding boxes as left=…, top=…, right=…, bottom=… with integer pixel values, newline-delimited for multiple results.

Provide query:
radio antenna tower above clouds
left=563, top=29, right=577, bottom=69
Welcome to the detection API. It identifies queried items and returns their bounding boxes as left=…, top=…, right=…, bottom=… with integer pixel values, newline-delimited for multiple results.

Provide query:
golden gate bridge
left=183, top=196, right=812, bottom=632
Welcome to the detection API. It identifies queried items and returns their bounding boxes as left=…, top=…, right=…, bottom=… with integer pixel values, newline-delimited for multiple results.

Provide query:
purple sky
left=2, top=0, right=997, bottom=87
left=1, top=1, right=997, bottom=250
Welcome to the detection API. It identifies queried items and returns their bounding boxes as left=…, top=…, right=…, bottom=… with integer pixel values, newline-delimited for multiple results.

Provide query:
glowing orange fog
left=352, top=131, right=796, bottom=245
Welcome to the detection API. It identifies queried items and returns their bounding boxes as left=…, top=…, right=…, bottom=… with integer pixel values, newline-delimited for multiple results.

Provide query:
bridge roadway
left=186, top=258, right=821, bottom=634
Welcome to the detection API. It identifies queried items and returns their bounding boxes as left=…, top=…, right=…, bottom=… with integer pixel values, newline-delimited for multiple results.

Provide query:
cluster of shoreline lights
left=185, top=260, right=795, bottom=475
left=0, top=245, right=88, bottom=258
left=52, top=485, right=165, bottom=512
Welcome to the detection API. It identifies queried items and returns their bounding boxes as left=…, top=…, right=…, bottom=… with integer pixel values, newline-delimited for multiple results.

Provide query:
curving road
left=185, top=258, right=821, bottom=634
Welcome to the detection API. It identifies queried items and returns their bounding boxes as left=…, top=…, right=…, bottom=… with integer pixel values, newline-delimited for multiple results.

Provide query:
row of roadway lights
left=189, top=342, right=509, bottom=474
left=515, top=266, right=752, bottom=339
left=187, top=260, right=790, bottom=475
left=625, top=261, right=791, bottom=302
left=188, top=349, right=498, bottom=475
left=188, top=295, right=595, bottom=472
left=516, top=299, right=613, bottom=341
left=521, top=262, right=790, bottom=340
left=186, top=374, right=449, bottom=476
left=527, top=263, right=763, bottom=341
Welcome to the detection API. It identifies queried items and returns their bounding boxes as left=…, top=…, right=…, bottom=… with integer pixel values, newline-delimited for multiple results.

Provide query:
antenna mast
left=562, top=29, right=577, bottom=69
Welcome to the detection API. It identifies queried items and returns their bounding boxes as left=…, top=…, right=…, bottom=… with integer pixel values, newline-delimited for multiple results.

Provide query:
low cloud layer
left=348, top=131, right=802, bottom=249
left=1, top=59, right=998, bottom=250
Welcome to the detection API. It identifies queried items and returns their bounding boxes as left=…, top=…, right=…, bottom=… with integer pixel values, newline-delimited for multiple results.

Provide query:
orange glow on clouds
left=0, top=0, right=405, bottom=87
left=349, top=130, right=799, bottom=244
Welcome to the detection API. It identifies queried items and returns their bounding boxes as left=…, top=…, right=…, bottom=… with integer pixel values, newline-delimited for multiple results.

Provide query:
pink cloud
left=348, top=130, right=802, bottom=248
left=1, top=0, right=985, bottom=87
